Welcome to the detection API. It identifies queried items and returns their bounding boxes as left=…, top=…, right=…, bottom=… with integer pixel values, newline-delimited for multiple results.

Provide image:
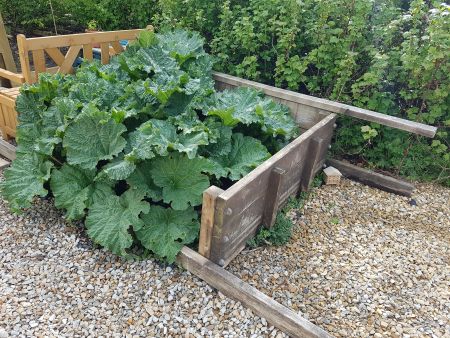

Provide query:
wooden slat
left=16, top=34, right=32, bottom=83
left=0, top=68, right=25, bottom=84
left=300, top=138, right=324, bottom=191
left=198, top=186, right=224, bottom=258
left=177, top=247, right=332, bottom=338
left=58, top=45, right=82, bottom=74
left=262, top=167, right=285, bottom=228
left=31, top=49, right=46, bottom=82
left=83, top=44, right=93, bottom=61
left=213, top=72, right=437, bottom=138
left=327, top=159, right=415, bottom=197
left=0, top=157, right=9, bottom=169
left=25, top=29, right=150, bottom=51
left=111, top=41, right=124, bottom=54
left=0, top=138, right=16, bottom=160
left=45, top=47, right=65, bottom=66
left=100, top=43, right=110, bottom=64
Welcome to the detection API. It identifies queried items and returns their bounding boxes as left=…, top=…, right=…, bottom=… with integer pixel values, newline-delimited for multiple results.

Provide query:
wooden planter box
left=199, top=73, right=337, bottom=267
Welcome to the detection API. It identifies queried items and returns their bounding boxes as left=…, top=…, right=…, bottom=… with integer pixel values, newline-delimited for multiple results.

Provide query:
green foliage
left=247, top=212, right=294, bottom=248
left=0, top=29, right=298, bottom=261
left=155, top=0, right=449, bottom=185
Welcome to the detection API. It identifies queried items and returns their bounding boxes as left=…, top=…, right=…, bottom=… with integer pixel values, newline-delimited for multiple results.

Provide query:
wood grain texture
left=100, top=43, right=110, bottom=64
left=0, top=13, right=17, bottom=73
left=327, top=159, right=414, bottom=197
left=31, top=49, right=46, bottom=82
left=300, top=138, right=324, bottom=191
left=0, top=138, right=16, bottom=160
left=198, top=186, right=224, bottom=258
left=262, top=167, right=285, bottom=228
left=213, top=72, right=436, bottom=138
left=17, top=34, right=32, bottom=83
left=177, top=247, right=333, bottom=338
left=45, top=47, right=65, bottom=66
left=58, top=45, right=82, bottom=74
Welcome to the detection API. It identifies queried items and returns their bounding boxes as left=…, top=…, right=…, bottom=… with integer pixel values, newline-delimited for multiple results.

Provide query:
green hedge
left=1, top=0, right=449, bottom=184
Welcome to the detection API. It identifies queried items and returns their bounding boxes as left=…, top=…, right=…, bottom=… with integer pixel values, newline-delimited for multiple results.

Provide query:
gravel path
left=0, top=173, right=286, bottom=338
left=1, top=170, right=449, bottom=338
left=228, top=179, right=450, bottom=338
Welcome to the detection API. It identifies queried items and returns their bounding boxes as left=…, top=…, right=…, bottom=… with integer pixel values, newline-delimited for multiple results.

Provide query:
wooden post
left=0, top=12, right=18, bottom=87
left=262, top=167, right=285, bottom=228
left=198, top=186, right=224, bottom=258
left=17, top=34, right=32, bottom=84
left=300, top=137, right=324, bottom=191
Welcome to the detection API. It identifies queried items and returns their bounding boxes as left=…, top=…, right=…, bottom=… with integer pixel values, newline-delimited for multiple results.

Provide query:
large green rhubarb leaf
left=85, top=189, right=149, bottom=256
left=0, top=153, right=53, bottom=211
left=50, top=164, right=114, bottom=220
left=256, top=98, right=298, bottom=139
left=158, top=30, right=205, bottom=64
left=204, top=87, right=261, bottom=126
left=210, top=133, right=270, bottom=180
left=128, top=119, right=208, bottom=160
left=127, top=161, right=162, bottom=202
left=63, top=108, right=127, bottom=170
left=150, top=153, right=210, bottom=210
left=136, top=205, right=199, bottom=263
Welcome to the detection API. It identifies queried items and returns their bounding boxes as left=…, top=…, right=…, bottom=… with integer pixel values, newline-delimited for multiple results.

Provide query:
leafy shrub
left=156, top=0, right=449, bottom=185
left=0, top=30, right=298, bottom=262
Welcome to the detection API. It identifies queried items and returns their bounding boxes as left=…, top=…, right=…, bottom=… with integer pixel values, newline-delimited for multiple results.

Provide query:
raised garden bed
left=0, top=28, right=438, bottom=338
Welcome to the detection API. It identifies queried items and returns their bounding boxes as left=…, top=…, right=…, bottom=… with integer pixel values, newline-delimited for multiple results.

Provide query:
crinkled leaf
left=136, top=205, right=199, bottom=263
left=0, top=153, right=53, bottom=211
left=127, top=161, right=162, bottom=201
left=50, top=164, right=114, bottom=220
left=101, top=154, right=137, bottom=180
left=150, top=153, right=210, bottom=210
left=256, top=98, right=298, bottom=139
left=85, top=189, right=149, bottom=256
left=158, top=29, right=205, bottom=64
left=210, top=133, right=270, bottom=180
left=63, top=108, right=127, bottom=170
left=204, top=87, right=261, bottom=126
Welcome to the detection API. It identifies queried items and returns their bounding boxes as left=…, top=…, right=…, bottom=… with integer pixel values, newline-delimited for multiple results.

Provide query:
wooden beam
left=198, top=186, right=224, bottom=258
left=0, top=157, right=10, bottom=169
left=326, top=159, right=414, bottom=197
left=177, top=247, right=333, bottom=338
left=213, top=72, right=437, bottom=138
left=0, top=138, right=16, bottom=160
left=0, top=13, right=17, bottom=73
left=262, top=167, right=285, bottom=228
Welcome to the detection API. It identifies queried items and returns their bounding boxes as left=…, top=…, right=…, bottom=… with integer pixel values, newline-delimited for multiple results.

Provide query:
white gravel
left=0, top=172, right=287, bottom=338
left=1, top=169, right=449, bottom=338
left=228, top=179, right=450, bottom=338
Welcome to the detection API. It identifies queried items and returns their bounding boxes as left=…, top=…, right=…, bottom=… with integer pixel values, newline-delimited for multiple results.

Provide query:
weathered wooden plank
left=198, top=186, right=224, bottom=259
left=326, top=159, right=414, bottom=197
left=177, top=247, right=333, bottom=338
left=213, top=72, right=436, bottom=138
left=300, top=138, right=324, bottom=191
left=208, top=114, right=336, bottom=265
left=0, top=138, right=16, bottom=160
left=262, top=167, right=285, bottom=228
left=0, top=157, right=10, bottom=169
